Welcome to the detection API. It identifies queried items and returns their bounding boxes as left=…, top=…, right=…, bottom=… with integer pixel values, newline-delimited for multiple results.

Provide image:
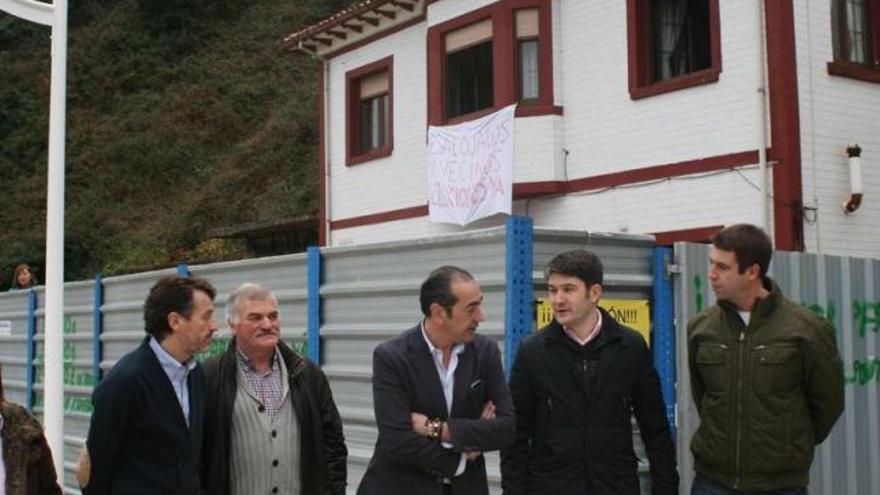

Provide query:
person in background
left=0, top=363, right=63, bottom=494
left=10, top=264, right=36, bottom=291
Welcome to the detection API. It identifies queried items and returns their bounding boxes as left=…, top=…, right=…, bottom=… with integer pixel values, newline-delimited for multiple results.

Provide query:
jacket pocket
left=695, top=343, right=730, bottom=395
left=752, top=343, right=801, bottom=395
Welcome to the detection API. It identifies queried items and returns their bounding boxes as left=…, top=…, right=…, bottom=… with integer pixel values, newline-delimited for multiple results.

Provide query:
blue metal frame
left=176, top=263, right=190, bottom=276
left=307, top=246, right=322, bottom=365
left=652, top=246, right=676, bottom=435
left=25, top=289, right=37, bottom=411
left=93, top=273, right=104, bottom=383
left=504, top=216, right=534, bottom=378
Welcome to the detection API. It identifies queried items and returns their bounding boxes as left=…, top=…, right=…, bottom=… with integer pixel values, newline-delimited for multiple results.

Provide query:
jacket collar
left=545, top=307, right=626, bottom=351
left=717, top=276, right=782, bottom=323
left=224, top=337, right=306, bottom=378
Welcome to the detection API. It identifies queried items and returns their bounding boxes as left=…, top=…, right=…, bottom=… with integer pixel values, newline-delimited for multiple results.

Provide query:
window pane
left=652, top=0, right=711, bottom=82
left=446, top=41, right=494, bottom=118
left=846, top=0, right=869, bottom=63
left=519, top=39, right=540, bottom=100
left=359, top=94, right=388, bottom=152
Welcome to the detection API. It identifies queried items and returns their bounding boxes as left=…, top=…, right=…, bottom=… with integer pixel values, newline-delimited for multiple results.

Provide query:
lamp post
left=0, top=0, right=68, bottom=481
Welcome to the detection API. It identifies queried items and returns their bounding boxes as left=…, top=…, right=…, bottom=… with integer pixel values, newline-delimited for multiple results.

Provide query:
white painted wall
left=326, top=0, right=838, bottom=250
left=795, top=0, right=880, bottom=258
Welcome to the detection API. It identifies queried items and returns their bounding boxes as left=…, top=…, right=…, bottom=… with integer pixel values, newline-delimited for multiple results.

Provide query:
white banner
left=427, top=104, right=516, bottom=226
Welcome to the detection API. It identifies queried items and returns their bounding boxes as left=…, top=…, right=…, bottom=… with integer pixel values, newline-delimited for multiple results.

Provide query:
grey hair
left=226, top=283, right=278, bottom=327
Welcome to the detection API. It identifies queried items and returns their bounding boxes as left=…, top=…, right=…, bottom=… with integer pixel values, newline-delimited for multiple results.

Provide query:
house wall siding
left=795, top=0, right=880, bottom=258
left=325, top=0, right=769, bottom=245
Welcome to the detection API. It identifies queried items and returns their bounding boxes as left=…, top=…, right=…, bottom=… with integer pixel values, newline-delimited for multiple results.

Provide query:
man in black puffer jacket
left=501, top=250, right=679, bottom=495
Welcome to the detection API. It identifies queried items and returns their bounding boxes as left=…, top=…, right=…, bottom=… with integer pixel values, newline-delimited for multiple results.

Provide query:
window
left=627, top=0, right=721, bottom=99
left=445, top=19, right=494, bottom=119
left=358, top=73, right=389, bottom=152
left=516, top=9, right=540, bottom=101
left=427, top=0, right=558, bottom=125
left=346, top=56, right=393, bottom=166
left=830, top=0, right=880, bottom=81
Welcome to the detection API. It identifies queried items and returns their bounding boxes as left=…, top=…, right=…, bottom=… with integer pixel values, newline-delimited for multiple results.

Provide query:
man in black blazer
left=358, top=266, right=515, bottom=495
left=83, top=275, right=219, bottom=495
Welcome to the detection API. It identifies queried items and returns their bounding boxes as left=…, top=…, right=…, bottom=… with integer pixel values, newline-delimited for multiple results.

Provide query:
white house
left=285, top=0, right=880, bottom=257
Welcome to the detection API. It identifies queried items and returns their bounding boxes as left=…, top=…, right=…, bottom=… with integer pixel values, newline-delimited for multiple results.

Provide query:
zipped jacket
left=687, top=278, right=844, bottom=491
left=501, top=309, right=679, bottom=495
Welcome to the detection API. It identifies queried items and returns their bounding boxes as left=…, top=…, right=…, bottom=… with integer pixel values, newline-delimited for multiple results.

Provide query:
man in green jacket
left=688, top=224, right=844, bottom=494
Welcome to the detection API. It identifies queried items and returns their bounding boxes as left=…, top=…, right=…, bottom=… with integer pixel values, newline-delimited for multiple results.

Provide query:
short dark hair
left=144, top=275, right=216, bottom=341
left=546, top=250, right=604, bottom=287
left=420, top=266, right=475, bottom=317
left=712, top=223, right=772, bottom=278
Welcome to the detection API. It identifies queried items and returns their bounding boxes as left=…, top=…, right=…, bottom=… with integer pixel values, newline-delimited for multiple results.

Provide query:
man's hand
left=480, top=400, right=496, bottom=420
left=465, top=449, right=483, bottom=462
left=411, top=412, right=429, bottom=436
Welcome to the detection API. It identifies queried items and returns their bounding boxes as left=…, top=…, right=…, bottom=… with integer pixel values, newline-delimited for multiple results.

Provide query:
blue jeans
left=691, top=476, right=807, bottom=495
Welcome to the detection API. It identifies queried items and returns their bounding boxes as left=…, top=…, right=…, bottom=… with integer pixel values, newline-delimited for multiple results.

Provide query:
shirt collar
left=563, top=308, right=603, bottom=346
left=236, top=346, right=280, bottom=374
left=149, top=336, right=197, bottom=372
left=0, top=411, right=4, bottom=433
left=420, top=319, right=465, bottom=358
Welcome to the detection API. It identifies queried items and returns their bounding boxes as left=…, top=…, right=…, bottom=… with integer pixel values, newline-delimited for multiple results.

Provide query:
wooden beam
left=358, top=14, right=379, bottom=26
left=391, top=1, right=415, bottom=12
left=375, top=8, right=396, bottom=20
left=328, top=29, right=347, bottom=40
left=342, top=22, right=363, bottom=33
left=313, top=36, right=333, bottom=46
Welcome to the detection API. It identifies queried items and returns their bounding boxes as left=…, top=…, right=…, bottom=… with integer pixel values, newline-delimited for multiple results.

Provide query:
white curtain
left=846, top=0, right=867, bottom=64
left=657, top=0, right=689, bottom=79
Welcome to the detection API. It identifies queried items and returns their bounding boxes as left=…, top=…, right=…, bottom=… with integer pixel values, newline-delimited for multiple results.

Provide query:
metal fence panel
left=674, top=243, right=880, bottom=495
left=0, top=290, right=33, bottom=406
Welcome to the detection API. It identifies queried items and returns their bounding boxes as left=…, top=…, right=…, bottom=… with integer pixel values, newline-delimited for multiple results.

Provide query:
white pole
left=43, top=0, right=68, bottom=481
left=0, top=0, right=67, bottom=483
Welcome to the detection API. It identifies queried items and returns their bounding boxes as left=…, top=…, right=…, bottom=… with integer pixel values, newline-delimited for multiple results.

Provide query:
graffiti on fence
left=33, top=315, right=95, bottom=413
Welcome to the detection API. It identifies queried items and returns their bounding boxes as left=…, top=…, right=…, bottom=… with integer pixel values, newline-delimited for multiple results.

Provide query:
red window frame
left=626, top=0, right=722, bottom=100
left=427, top=0, right=558, bottom=126
left=346, top=56, right=394, bottom=166
left=828, top=0, right=880, bottom=83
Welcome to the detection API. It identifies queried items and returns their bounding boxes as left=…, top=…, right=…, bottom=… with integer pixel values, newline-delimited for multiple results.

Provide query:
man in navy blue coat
left=358, top=266, right=515, bottom=495
left=83, top=274, right=219, bottom=495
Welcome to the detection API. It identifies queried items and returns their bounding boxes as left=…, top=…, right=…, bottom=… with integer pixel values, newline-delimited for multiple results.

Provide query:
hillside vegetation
left=0, top=0, right=347, bottom=284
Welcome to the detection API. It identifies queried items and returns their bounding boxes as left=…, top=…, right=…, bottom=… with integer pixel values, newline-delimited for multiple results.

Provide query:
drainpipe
left=299, top=42, right=332, bottom=246
left=756, top=0, right=771, bottom=234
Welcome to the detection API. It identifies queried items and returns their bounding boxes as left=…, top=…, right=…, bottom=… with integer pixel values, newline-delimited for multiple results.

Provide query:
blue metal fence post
left=307, top=246, right=321, bottom=365
left=25, top=289, right=37, bottom=411
left=652, top=246, right=676, bottom=435
left=504, top=216, right=534, bottom=378
left=176, top=263, right=190, bottom=276
left=93, top=273, right=104, bottom=384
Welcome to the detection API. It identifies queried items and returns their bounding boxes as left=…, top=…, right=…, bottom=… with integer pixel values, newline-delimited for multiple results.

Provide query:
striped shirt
left=236, top=347, right=284, bottom=417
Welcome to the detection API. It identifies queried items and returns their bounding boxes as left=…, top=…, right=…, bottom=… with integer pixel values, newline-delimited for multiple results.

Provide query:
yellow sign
left=535, top=298, right=651, bottom=345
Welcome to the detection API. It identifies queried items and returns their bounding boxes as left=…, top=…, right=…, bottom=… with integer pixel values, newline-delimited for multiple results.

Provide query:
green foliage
left=0, top=0, right=339, bottom=282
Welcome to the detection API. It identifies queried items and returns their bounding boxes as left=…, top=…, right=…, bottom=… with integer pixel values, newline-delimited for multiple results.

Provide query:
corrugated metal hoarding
left=0, top=290, right=32, bottom=406
left=0, top=223, right=662, bottom=495
left=674, top=242, right=880, bottom=495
